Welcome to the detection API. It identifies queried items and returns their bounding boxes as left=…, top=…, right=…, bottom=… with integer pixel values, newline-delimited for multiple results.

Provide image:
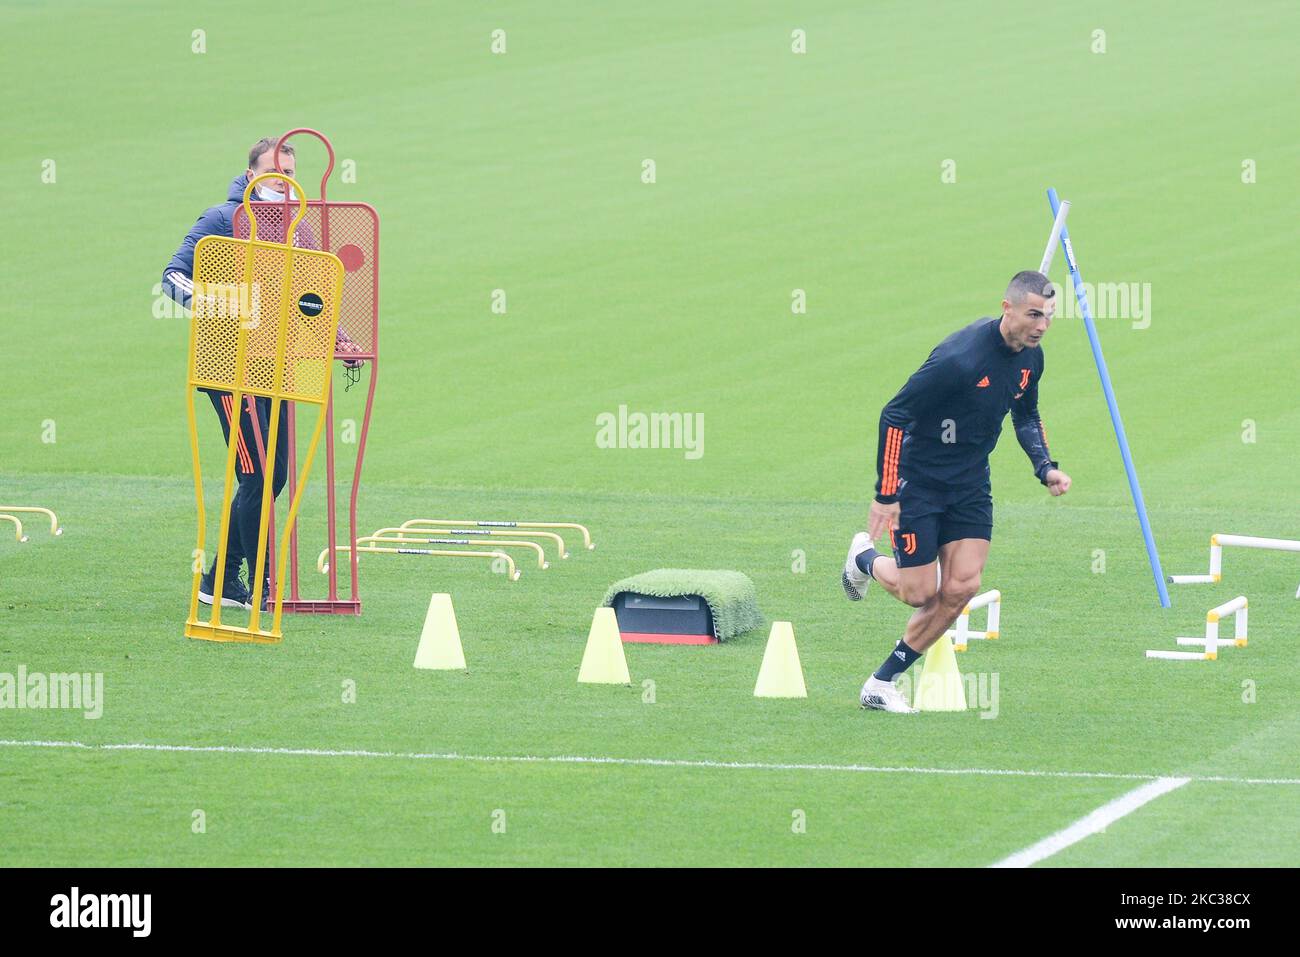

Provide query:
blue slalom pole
left=1047, top=188, right=1171, bottom=608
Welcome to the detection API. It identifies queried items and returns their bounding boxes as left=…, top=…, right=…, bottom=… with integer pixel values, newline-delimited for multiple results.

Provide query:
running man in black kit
left=843, top=271, right=1072, bottom=713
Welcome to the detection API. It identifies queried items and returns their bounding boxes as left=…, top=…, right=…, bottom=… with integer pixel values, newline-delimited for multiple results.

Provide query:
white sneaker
left=842, top=531, right=875, bottom=601
left=859, top=675, right=917, bottom=714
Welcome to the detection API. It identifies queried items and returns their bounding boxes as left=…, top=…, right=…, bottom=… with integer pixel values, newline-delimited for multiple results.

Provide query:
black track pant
left=204, top=390, right=289, bottom=582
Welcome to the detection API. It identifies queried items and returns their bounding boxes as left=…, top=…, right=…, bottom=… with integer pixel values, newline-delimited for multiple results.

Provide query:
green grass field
left=2, top=0, right=1297, bottom=867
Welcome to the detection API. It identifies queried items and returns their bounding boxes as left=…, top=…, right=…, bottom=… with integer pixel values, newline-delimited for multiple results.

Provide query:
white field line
left=991, top=777, right=1192, bottom=868
left=1, top=739, right=1297, bottom=786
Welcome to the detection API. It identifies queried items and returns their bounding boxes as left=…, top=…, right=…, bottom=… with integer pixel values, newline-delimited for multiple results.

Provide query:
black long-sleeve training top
left=874, top=317, right=1057, bottom=504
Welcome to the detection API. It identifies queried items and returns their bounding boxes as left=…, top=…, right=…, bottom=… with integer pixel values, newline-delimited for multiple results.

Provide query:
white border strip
left=991, top=776, right=1191, bottom=868
left=1, top=739, right=1296, bottom=786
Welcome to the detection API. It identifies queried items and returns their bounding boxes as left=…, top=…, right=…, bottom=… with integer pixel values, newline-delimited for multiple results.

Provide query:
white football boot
left=859, top=674, right=917, bottom=714
left=842, top=531, right=875, bottom=601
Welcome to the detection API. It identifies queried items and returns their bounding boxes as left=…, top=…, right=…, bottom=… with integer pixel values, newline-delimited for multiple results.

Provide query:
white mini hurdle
left=1169, top=534, right=1300, bottom=598
left=1146, top=595, right=1248, bottom=661
left=946, top=589, right=1001, bottom=652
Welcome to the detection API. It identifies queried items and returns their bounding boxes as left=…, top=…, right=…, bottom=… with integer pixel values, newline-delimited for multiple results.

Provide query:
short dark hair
left=248, top=137, right=295, bottom=169
left=1006, top=270, right=1055, bottom=304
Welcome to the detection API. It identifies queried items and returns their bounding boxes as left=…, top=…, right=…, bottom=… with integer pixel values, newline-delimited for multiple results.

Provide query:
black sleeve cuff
left=1036, top=460, right=1059, bottom=484
left=874, top=493, right=898, bottom=506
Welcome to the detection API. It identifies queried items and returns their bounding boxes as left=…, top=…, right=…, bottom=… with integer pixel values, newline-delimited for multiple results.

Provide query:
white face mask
left=256, top=184, right=297, bottom=202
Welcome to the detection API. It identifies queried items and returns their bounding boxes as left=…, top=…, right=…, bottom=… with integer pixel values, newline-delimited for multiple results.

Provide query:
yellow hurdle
left=365, top=532, right=547, bottom=568
left=399, top=518, right=594, bottom=551
left=0, top=506, right=62, bottom=537
left=318, top=533, right=545, bottom=572
left=375, top=526, right=567, bottom=559
left=319, top=544, right=520, bottom=581
left=1, top=514, right=27, bottom=543
left=185, top=174, right=345, bottom=644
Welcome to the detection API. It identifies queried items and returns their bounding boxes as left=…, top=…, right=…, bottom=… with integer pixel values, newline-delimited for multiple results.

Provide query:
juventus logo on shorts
left=894, top=532, right=917, bottom=555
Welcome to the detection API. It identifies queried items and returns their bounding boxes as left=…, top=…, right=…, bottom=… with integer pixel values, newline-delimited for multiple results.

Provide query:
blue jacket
left=161, top=173, right=251, bottom=308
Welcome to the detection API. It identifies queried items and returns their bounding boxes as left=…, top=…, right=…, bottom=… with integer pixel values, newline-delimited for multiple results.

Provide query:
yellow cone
left=912, top=636, right=966, bottom=711
left=413, top=593, right=467, bottom=670
left=578, top=607, right=630, bottom=684
left=753, top=620, right=807, bottom=698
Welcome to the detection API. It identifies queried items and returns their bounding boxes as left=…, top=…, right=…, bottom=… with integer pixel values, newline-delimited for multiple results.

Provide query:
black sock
left=854, top=547, right=881, bottom=579
left=873, top=639, right=921, bottom=682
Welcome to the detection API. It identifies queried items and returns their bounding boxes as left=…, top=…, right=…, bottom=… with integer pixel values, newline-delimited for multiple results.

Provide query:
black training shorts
left=890, top=479, right=992, bottom=568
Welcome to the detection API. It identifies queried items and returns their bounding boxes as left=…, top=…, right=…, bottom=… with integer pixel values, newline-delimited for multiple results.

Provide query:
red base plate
left=280, top=599, right=362, bottom=615
left=620, top=631, right=717, bottom=645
